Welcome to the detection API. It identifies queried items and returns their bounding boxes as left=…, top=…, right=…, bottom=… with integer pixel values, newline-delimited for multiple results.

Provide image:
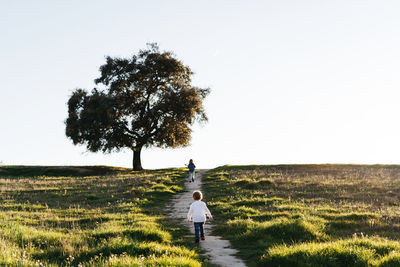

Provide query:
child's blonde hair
left=192, top=190, right=202, bottom=201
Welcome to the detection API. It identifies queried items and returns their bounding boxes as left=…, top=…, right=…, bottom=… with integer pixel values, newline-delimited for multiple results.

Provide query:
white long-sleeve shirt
left=187, top=200, right=212, bottom=223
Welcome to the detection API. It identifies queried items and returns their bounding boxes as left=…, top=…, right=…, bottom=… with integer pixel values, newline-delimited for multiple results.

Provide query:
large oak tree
left=65, top=44, right=209, bottom=170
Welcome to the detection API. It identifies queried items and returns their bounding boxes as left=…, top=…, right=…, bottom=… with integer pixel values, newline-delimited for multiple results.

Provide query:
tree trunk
left=132, top=147, right=143, bottom=171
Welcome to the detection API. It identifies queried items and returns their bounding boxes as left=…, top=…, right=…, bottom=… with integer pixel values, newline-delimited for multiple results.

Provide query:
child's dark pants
left=194, top=222, right=204, bottom=241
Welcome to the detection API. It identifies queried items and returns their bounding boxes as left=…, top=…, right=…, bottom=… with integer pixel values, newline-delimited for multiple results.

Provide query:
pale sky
left=1, top=1, right=400, bottom=169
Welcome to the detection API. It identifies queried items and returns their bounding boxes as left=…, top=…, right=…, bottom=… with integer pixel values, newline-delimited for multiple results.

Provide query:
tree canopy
left=65, top=43, right=210, bottom=170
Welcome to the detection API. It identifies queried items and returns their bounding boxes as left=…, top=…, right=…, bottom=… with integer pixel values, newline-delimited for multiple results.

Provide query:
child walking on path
left=187, top=190, right=213, bottom=243
left=187, top=159, right=196, bottom=182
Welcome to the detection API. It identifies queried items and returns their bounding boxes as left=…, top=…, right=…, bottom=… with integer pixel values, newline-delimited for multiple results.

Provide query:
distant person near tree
left=187, top=190, right=213, bottom=243
left=188, top=159, right=196, bottom=182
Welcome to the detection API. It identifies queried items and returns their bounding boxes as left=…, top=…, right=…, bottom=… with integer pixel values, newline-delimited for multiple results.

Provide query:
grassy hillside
left=0, top=166, right=203, bottom=266
left=202, top=164, right=400, bottom=266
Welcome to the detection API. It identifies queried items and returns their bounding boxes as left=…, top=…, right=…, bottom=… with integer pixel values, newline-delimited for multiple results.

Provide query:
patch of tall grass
left=203, top=164, right=400, bottom=266
left=0, top=166, right=203, bottom=266
left=263, top=237, right=400, bottom=266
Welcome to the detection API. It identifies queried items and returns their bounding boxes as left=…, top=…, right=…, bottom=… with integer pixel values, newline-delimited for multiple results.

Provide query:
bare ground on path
left=168, top=169, right=246, bottom=267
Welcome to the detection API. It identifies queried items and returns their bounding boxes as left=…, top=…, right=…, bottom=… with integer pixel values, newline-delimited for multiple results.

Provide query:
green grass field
left=202, top=164, right=400, bottom=267
left=0, top=166, right=204, bottom=266
left=3, top=164, right=400, bottom=266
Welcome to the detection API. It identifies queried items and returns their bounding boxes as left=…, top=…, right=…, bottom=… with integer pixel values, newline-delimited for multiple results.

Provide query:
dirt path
left=168, top=169, right=246, bottom=267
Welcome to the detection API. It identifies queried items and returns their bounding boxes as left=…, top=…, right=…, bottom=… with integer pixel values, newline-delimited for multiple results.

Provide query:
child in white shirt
left=187, top=190, right=213, bottom=243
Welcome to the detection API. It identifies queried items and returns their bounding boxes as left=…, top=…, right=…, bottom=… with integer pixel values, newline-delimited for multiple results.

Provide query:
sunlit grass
left=0, top=166, right=203, bottom=266
left=203, top=164, right=400, bottom=266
